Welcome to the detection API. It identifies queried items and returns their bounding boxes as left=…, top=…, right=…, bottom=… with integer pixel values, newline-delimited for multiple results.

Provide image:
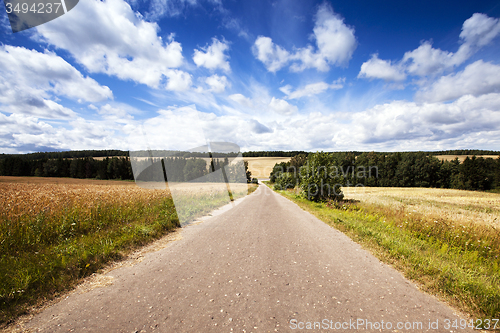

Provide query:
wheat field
left=435, top=155, right=499, bottom=162
left=342, top=187, right=500, bottom=228
left=243, top=157, right=291, bottom=179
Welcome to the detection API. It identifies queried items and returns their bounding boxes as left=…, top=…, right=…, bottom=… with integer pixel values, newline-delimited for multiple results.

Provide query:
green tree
left=299, top=152, right=344, bottom=202
left=183, top=158, right=207, bottom=181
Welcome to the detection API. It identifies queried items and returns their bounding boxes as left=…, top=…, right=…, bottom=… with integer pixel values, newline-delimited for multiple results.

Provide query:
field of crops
left=244, top=157, right=291, bottom=179
left=0, top=176, right=256, bottom=325
left=435, top=155, right=499, bottom=162
left=342, top=187, right=500, bottom=227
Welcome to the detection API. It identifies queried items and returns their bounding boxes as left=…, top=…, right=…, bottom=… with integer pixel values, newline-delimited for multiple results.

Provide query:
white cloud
left=193, top=38, right=231, bottom=72
left=0, top=112, right=126, bottom=153
left=290, top=3, right=357, bottom=72
left=0, top=45, right=112, bottom=103
left=165, top=69, right=193, bottom=91
left=279, top=85, right=293, bottom=96
left=35, top=0, right=185, bottom=89
left=98, top=104, right=135, bottom=123
left=252, top=36, right=291, bottom=73
left=0, top=45, right=113, bottom=119
left=205, top=74, right=229, bottom=93
left=289, top=82, right=329, bottom=99
left=403, top=42, right=459, bottom=77
left=360, top=13, right=500, bottom=80
left=332, top=93, right=500, bottom=148
left=253, top=3, right=356, bottom=73
left=358, top=54, right=406, bottom=81
left=268, top=97, right=298, bottom=115
left=3, top=93, right=500, bottom=153
left=282, top=79, right=345, bottom=99
left=416, top=60, right=500, bottom=102
left=460, top=13, right=500, bottom=48
left=228, top=93, right=254, bottom=108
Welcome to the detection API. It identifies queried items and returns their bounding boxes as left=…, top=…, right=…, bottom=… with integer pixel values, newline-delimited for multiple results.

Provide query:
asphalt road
left=22, top=184, right=472, bottom=332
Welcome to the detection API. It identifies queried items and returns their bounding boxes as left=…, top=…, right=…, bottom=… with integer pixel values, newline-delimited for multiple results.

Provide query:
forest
left=270, top=151, right=500, bottom=201
left=0, top=154, right=252, bottom=183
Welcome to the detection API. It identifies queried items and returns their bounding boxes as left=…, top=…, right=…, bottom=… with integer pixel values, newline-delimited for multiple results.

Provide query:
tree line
left=271, top=152, right=500, bottom=201
left=243, top=149, right=500, bottom=158
left=242, top=151, right=309, bottom=157
left=0, top=156, right=134, bottom=180
left=0, top=155, right=252, bottom=183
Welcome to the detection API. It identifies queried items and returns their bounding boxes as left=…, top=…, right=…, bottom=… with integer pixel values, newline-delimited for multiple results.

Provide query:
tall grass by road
left=268, top=184, right=500, bottom=322
left=0, top=178, right=257, bottom=326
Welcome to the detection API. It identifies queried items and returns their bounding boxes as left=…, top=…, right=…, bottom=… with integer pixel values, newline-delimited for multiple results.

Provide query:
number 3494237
left=5, top=2, right=62, bottom=14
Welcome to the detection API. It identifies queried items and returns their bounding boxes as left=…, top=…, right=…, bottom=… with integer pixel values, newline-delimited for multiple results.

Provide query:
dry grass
left=342, top=187, right=500, bottom=228
left=435, top=155, right=499, bottom=162
left=243, top=157, right=291, bottom=179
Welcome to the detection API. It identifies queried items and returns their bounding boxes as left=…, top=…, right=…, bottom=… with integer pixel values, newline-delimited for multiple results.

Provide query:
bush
left=299, top=152, right=344, bottom=202
left=273, top=172, right=297, bottom=191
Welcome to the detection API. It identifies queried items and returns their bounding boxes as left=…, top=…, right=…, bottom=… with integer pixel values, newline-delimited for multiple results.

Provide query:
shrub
left=273, top=172, right=297, bottom=191
left=299, top=152, right=344, bottom=202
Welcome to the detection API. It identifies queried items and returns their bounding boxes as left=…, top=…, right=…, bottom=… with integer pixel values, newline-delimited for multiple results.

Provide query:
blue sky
left=1, top=0, right=500, bottom=153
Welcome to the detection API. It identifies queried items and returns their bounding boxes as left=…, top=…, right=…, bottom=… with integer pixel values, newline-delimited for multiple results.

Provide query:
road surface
left=20, top=184, right=471, bottom=332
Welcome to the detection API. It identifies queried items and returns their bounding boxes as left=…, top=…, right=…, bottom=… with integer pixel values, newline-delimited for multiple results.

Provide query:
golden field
left=435, top=155, right=499, bottom=162
left=243, top=157, right=291, bottom=179
left=342, top=186, right=500, bottom=228
left=0, top=176, right=253, bottom=220
left=0, top=178, right=161, bottom=220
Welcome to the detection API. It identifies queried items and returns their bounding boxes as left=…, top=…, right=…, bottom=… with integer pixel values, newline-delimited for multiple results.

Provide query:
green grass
left=0, top=196, right=179, bottom=326
left=268, top=184, right=500, bottom=323
left=0, top=183, right=258, bottom=327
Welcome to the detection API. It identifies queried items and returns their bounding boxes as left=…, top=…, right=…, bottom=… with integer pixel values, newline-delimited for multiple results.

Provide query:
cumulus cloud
left=402, top=42, right=458, bottom=76
left=460, top=13, right=500, bottom=48
left=193, top=38, right=231, bottom=72
left=0, top=112, right=127, bottom=153
left=416, top=60, right=500, bottom=102
left=268, top=97, right=298, bottom=115
left=253, top=3, right=356, bottom=72
left=3, top=93, right=500, bottom=153
left=204, top=74, right=229, bottom=93
left=165, top=69, right=193, bottom=91
left=359, top=13, right=500, bottom=80
left=358, top=54, right=406, bottom=81
left=0, top=45, right=112, bottom=119
left=282, top=79, right=345, bottom=99
left=334, top=93, right=500, bottom=147
left=252, top=36, right=291, bottom=73
left=0, top=45, right=112, bottom=103
left=34, top=0, right=186, bottom=89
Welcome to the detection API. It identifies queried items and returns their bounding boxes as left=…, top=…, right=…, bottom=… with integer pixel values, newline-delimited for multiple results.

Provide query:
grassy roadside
left=266, top=183, right=500, bottom=324
left=0, top=182, right=258, bottom=326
